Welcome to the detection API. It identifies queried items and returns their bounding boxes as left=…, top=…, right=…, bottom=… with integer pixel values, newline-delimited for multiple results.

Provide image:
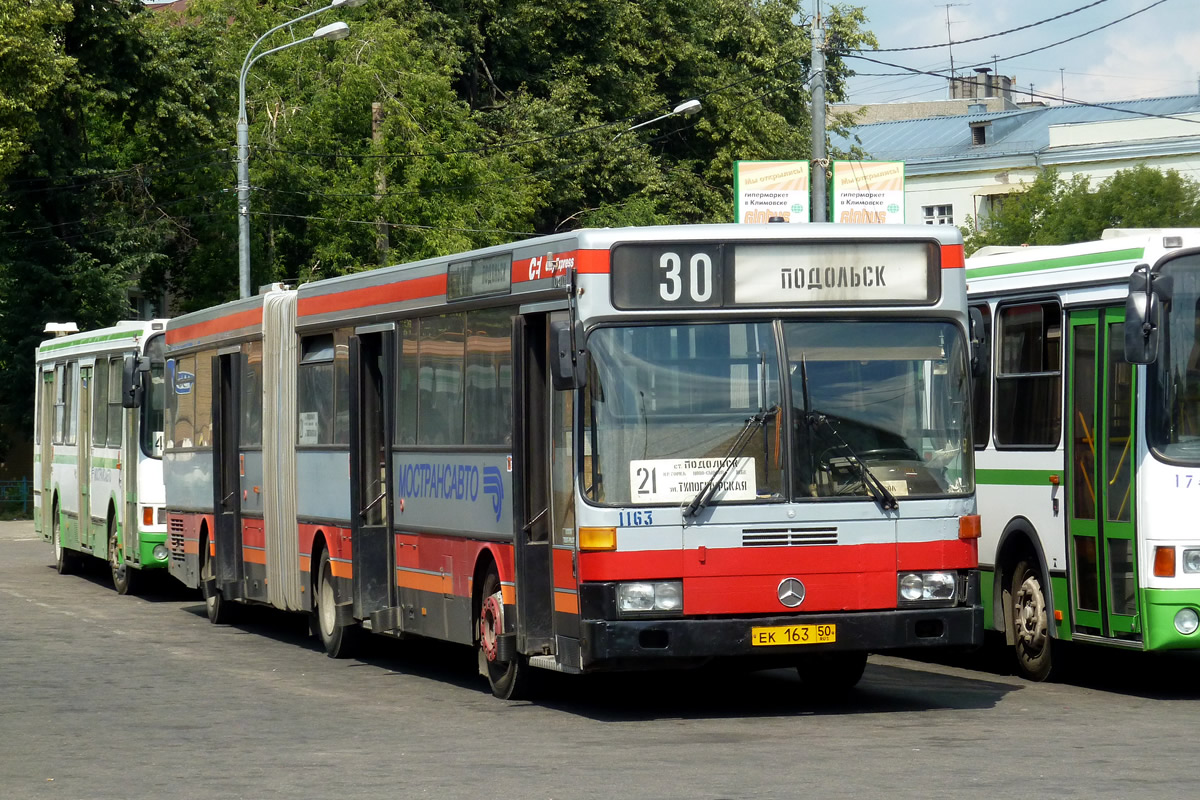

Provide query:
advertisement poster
left=832, top=161, right=905, bottom=224
left=734, top=160, right=810, bottom=223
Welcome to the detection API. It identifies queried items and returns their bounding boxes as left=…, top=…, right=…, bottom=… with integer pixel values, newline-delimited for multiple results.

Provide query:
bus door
left=514, top=311, right=579, bottom=660
left=78, top=366, right=93, bottom=550
left=350, top=329, right=397, bottom=627
left=1068, top=307, right=1139, bottom=640
left=213, top=352, right=245, bottom=601
left=40, top=369, right=55, bottom=537
left=123, top=360, right=140, bottom=566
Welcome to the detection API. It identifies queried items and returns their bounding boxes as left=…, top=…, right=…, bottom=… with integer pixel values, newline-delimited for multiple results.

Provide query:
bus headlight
left=898, top=572, right=956, bottom=603
left=1183, top=549, right=1200, bottom=574
left=617, top=581, right=683, bottom=615
left=1175, top=608, right=1200, bottom=635
left=153, top=545, right=169, bottom=562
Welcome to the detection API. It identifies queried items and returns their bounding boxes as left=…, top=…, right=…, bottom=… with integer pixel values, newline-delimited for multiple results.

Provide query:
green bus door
left=1068, top=307, right=1139, bottom=640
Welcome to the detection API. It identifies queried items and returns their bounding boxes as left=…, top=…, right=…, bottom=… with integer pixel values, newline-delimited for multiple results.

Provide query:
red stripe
left=298, top=274, right=447, bottom=318
left=941, top=244, right=965, bottom=270
left=166, top=307, right=263, bottom=345
left=511, top=249, right=610, bottom=284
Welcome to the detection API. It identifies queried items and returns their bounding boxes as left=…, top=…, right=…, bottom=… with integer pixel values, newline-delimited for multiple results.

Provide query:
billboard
left=832, top=161, right=905, bottom=224
left=734, top=160, right=810, bottom=223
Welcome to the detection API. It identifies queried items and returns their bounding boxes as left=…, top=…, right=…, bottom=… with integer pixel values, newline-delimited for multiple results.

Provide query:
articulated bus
left=34, top=320, right=169, bottom=594
left=967, top=228, right=1200, bottom=680
left=165, top=223, right=982, bottom=698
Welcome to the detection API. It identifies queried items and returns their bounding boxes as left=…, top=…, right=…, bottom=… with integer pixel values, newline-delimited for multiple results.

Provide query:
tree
left=963, top=165, right=1200, bottom=255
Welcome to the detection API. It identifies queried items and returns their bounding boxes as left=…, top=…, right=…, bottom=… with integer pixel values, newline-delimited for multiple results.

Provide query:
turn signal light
left=958, top=515, right=981, bottom=539
left=579, top=527, right=617, bottom=551
left=143, top=507, right=154, bottom=527
left=1154, top=546, right=1176, bottom=577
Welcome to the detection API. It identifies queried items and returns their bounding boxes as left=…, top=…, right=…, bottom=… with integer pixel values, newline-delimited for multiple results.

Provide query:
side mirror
left=550, top=319, right=589, bottom=391
left=122, top=353, right=147, bottom=408
left=1125, top=264, right=1172, bottom=365
left=969, top=306, right=990, bottom=378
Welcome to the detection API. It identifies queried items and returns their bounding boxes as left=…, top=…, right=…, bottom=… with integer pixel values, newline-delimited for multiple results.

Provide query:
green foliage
left=963, top=165, right=1200, bottom=255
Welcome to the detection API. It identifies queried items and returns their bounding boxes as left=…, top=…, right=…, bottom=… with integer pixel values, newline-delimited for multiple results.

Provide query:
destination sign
left=447, top=253, right=512, bottom=301
left=733, top=242, right=936, bottom=305
left=611, top=241, right=938, bottom=309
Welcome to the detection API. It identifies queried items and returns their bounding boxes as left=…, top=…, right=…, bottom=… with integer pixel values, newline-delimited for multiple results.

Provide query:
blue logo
left=482, top=466, right=504, bottom=522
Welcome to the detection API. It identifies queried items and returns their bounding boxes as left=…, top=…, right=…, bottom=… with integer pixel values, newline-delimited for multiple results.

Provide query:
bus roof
left=965, top=228, right=1200, bottom=295
left=37, top=319, right=168, bottom=360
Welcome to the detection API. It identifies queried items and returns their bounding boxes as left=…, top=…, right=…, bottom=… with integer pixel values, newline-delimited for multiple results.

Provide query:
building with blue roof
left=831, top=94, right=1200, bottom=230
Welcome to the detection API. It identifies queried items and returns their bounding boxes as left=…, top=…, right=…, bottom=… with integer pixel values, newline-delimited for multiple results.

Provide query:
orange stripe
left=941, top=244, right=965, bottom=270
left=182, top=539, right=199, bottom=555
left=298, top=274, right=446, bottom=318
left=330, top=559, right=353, bottom=579
left=166, top=307, right=263, bottom=345
left=298, top=554, right=311, bottom=573
left=242, top=547, right=267, bottom=565
left=501, top=584, right=516, bottom=605
left=553, top=590, right=579, bottom=614
left=396, top=569, right=453, bottom=595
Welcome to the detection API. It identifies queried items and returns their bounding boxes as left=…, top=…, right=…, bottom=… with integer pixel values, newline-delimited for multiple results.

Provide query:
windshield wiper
left=797, top=354, right=897, bottom=511
left=805, top=411, right=899, bottom=510
left=683, top=406, right=779, bottom=518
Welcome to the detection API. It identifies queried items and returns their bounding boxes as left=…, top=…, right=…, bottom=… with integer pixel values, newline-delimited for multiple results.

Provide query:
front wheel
left=478, top=567, right=531, bottom=700
left=796, top=651, right=868, bottom=692
left=1011, top=559, right=1054, bottom=681
left=108, top=521, right=139, bottom=596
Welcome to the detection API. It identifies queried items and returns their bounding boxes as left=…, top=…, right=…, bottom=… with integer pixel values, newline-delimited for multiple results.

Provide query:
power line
left=860, top=0, right=1113, bottom=53
left=843, top=54, right=1200, bottom=124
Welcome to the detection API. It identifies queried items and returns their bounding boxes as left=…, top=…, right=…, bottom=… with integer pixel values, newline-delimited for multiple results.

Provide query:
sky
left=836, top=0, right=1200, bottom=106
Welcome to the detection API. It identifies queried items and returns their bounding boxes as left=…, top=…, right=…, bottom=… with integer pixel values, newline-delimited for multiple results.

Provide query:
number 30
left=657, top=252, right=713, bottom=303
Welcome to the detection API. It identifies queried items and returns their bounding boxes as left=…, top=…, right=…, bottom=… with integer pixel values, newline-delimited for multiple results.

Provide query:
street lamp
left=614, top=99, right=702, bottom=141
left=236, top=1, right=364, bottom=299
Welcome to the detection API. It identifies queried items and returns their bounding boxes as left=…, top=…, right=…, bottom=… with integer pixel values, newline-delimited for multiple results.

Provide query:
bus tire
left=108, top=519, right=139, bottom=596
left=478, top=566, right=531, bottom=700
left=201, top=537, right=234, bottom=625
left=53, top=504, right=78, bottom=576
left=796, top=651, right=868, bottom=692
left=1011, top=558, right=1053, bottom=681
left=315, top=549, right=360, bottom=659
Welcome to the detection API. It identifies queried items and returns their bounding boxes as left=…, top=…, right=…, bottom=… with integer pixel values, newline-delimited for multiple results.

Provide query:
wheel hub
left=480, top=594, right=503, bottom=663
left=1015, top=576, right=1048, bottom=652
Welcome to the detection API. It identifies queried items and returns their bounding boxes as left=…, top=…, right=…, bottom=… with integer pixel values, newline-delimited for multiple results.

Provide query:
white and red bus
left=165, top=223, right=982, bottom=698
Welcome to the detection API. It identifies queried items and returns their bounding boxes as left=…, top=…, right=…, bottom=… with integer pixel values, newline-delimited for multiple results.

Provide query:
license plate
left=751, top=624, right=836, bottom=646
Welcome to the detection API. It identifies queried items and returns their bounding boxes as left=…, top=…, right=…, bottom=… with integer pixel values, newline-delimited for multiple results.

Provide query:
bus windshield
left=1148, top=253, right=1200, bottom=462
left=584, top=320, right=972, bottom=507
left=141, top=334, right=166, bottom=459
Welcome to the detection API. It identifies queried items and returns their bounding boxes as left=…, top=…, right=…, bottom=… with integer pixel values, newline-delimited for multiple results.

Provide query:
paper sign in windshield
left=629, top=457, right=758, bottom=505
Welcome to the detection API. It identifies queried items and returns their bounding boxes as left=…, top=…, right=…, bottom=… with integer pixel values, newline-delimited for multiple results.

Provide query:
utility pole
left=1060, top=68, right=1066, bottom=103
left=940, top=3, right=969, bottom=96
left=811, top=4, right=827, bottom=222
left=372, top=102, right=389, bottom=267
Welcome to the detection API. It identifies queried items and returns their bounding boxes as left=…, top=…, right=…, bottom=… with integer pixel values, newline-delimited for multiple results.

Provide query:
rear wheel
left=1011, top=559, right=1054, bottom=681
left=315, top=549, right=360, bottom=658
left=478, top=566, right=531, bottom=700
left=108, top=519, right=139, bottom=596
left=200, top=537, right=233, bottom=624
left=53, top=505, right=78, bottom=576
left=796, top=651, right=868, bottom=692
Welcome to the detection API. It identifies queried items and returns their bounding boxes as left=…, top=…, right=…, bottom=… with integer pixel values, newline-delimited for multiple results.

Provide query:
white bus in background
left=967, top=229, right=1200, bottom=680
left=33, top=320, right=170, bottom=594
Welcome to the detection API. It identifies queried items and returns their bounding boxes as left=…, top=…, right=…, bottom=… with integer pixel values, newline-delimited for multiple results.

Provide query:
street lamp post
left=237, top=1, right=362, bottom=299
left=614, top=99, right=702, bottom=140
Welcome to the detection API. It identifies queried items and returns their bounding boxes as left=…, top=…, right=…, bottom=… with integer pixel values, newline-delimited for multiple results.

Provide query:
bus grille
left=168, top=517, right=186, bottom=563
left=741, top=527, right=838, bottom=547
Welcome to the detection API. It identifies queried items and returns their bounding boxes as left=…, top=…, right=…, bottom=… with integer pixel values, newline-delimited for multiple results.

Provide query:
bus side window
left=970, top=304, right=992, bottom=449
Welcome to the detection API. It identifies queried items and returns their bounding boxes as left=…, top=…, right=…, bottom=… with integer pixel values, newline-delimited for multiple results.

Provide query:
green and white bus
left=967, top=229, right=1200, bottom=679
left=34, top=320, right=170, bottom=594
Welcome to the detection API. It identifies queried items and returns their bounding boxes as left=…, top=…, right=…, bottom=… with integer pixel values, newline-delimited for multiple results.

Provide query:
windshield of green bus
left=141, top=334, right=166, bottom=459
left=1147, top=252, right=1200, bottom=462
left=583, top=320, right=972, bottom=507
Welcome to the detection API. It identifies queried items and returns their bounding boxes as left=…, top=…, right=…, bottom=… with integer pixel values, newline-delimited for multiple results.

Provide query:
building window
left=923, top=205, right=954, bottom=225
